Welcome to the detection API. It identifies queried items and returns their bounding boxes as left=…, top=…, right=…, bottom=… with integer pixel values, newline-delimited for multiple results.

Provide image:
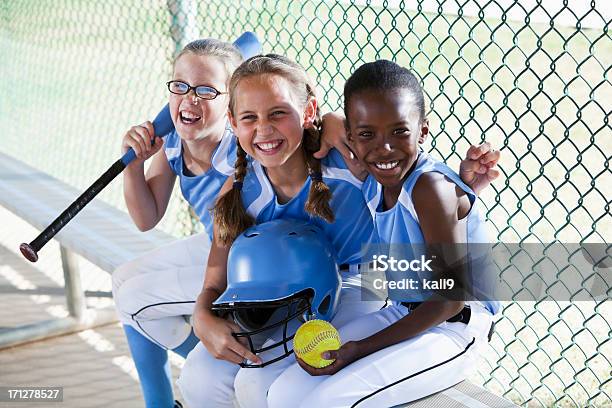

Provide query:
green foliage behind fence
left=0, top=1, right=609, bottom=406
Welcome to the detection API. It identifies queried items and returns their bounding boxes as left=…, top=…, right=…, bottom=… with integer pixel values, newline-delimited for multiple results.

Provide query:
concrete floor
left=0, top=206, right=184, bottom=408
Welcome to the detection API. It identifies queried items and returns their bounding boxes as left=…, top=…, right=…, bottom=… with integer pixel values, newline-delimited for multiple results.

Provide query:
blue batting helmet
left=212, top=218, right=341, bottom=367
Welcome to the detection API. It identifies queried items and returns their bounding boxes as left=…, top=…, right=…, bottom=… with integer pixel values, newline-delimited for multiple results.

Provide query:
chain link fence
left=0, top=1, right=610, bottom=406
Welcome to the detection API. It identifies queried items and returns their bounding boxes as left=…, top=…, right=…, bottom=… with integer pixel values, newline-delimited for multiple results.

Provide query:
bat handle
left=19, top=243, right=39, bottom=262
left=120, top=148, right=138, bottom=166
left=19, top=159, right=127, bottom=262
left=120, top=104, right=174, bottom=166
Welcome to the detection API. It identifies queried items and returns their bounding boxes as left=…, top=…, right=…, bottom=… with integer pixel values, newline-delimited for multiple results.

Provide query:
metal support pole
left=60, top=246, right=86, bottom=321
left=167, top=0, right=199, bottom=57
left=0, top=308, right=119, bottom=350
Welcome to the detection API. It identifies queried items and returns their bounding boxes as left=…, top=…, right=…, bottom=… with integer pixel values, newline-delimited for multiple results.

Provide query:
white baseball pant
left=177, top=271, right=386, bottom=408
left=112, top=232, right=211, bottom=349
left=267, top=302, right=494, bottom=408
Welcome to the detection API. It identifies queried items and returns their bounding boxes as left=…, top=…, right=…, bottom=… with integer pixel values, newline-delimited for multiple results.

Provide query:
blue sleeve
left=325, top=188, right=374, bottom=265
left=323, top=148, right=349, bottom=169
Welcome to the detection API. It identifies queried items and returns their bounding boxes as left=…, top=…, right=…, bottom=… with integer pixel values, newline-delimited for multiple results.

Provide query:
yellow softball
left=293, top=319, right=341, bottom=368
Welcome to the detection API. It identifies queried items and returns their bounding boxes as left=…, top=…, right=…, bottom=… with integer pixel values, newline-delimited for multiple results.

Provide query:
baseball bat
left=20, top=32, right=262, bottom=262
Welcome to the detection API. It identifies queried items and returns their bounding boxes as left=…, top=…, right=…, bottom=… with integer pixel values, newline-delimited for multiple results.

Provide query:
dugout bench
left=0, top=151, right=516, bottom=407
left=0, top=151, right=174, bottom=349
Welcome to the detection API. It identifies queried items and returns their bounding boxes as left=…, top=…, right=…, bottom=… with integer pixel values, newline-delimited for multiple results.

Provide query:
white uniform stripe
left=211, top=127, right=235, bottom=176
left=246, top=161, right=274, bottom=219
left=396, top=154, right=429, bottom=222
left=366, top=181, right=382, bottom=219
left=397, top=187, right=419, bottom=222
left=165, top=147, right=181, bottom=160
left=321, top=165, right=363, bottom=189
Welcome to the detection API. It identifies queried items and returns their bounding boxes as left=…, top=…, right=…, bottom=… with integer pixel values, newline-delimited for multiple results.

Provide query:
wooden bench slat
left=399, top=381, right=516, bottom=407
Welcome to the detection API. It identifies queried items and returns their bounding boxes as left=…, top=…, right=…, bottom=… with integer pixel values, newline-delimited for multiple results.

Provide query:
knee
left=111, top=262, right=131, bottom=298
left=177, top=360, right=208, bottom=407
left=177, top=346, right=218, bottom=406
left=267, top=376, right=295, bottom=408
left=177, top=345, right=237, bottom=408
left=111, top=255, right=149, bottom=298
left=234, top=367, right=268, bottom=408
left=112, top=272, right=143, bottom=317
left=112, top=264, right=132, bottom=318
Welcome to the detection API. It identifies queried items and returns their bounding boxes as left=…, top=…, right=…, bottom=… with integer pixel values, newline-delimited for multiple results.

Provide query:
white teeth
left=256, top=141, right=282, bottom=151
left=375, top=161, right=399, bottom=170
left=179, top=111, right=202, bottom=125
left=181, top=111, right=199, bottom=119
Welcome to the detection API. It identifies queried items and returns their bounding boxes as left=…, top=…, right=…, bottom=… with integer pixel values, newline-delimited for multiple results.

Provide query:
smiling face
left=228, top=73, right=316, bottom=171
left=169, top=52, right=230, bottom=141
left=347, top=88, right=428, bottom=196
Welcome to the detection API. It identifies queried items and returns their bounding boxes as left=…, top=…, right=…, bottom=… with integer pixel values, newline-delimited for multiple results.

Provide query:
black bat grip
left=20, top=159, right=127, bottom=262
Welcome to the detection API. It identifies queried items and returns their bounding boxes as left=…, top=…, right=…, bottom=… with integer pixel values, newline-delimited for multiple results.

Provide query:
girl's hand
left=460, top=142, right=501, bottom=195
left=121, top=121, right=164, bottom=165
left=296, top=341, right=362, bottom=376
left=194, top=311, right=262, bottom=365
left=315, top=112, right=367, bottom=179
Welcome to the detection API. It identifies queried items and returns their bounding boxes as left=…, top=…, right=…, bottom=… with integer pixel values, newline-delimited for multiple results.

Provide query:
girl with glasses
left=113, top=38, right=242, bottom=408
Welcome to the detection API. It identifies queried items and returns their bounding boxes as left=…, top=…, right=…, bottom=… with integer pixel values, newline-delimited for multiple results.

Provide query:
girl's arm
left=192, top=177, right=262, bottom=365
left=316, top=112, right=501, bottom=190
left=298, top=172, right=468, bottom=376
left=315, top=112, right=368, bottom=180
left=122, top=121, right=176, bottom=231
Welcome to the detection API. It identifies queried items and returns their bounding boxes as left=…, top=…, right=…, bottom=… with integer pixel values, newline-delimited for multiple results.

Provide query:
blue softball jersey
left=164, top=124, right=236, bottom=239
left=361, top=152, right=501, bottom=315
left=240, top=148, right=374, bottom=266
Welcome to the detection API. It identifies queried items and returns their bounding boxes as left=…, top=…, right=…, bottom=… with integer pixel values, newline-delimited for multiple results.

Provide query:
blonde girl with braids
left=178, top=54, right=383, bottom=408
left=215, top=55, right=335, bottom=245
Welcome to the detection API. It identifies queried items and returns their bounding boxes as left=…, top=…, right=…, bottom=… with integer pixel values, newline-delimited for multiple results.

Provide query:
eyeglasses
left=166, top=80, right=228, bottom=100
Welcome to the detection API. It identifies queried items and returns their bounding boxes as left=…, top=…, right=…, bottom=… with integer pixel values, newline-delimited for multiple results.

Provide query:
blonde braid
left=303, top=85, right=334, bottom=223
left=213, top=140, right=253, bottom=245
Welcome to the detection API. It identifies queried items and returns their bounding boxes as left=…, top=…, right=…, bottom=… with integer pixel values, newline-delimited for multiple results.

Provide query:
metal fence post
left=167, top=0, right=199, bottom=57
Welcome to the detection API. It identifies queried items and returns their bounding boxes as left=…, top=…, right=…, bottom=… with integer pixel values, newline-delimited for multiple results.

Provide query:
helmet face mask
left=212, top=219, right=342, bottom=368
left=213, top=290, right=314, bottom=368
